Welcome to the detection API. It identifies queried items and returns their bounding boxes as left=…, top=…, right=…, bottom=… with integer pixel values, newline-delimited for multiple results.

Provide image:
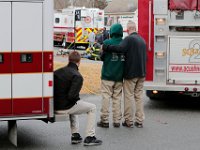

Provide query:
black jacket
left=96, top=33, right=103, bottom=44
left=54, top=62, right=83, bottom=110
left=103, top=30, right=109, bottom=41
left=103, top=32, right=146, bottom=79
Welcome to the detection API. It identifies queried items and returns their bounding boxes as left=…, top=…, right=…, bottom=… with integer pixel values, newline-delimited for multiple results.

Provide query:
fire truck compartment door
left=167, top=36, right=200, bottom=85
left=12, top=2, right=43, bottom=114
left=0, top=2, right=12, bottom=114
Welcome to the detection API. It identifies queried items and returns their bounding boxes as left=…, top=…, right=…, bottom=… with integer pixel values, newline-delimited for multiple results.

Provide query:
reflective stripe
left=75, top=28, right=101, bottom=43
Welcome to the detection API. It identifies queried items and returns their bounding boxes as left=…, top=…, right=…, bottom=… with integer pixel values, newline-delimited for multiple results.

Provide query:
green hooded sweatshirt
left=101, top=24, right=124, bottom=81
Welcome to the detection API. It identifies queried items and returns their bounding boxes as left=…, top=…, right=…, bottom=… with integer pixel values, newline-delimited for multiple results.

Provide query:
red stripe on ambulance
left=0, top=53, right=11, bottom=74
left=0, top=51, right=53, bottom=74
left=13, top=97, right=43, bottom=114
left=12, top=52, right=42, bottom=73
left=0, top=99, right=11, bottom=115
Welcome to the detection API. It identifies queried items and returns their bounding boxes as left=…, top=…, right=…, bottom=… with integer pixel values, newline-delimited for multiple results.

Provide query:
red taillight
left=184, top=87, right=189, bottom=91
left=48, top=80, right=53, bottom=87
left=49, top=63, right=53, bottom=70
left=49, top=54, right=53, bottom=61
left=48, top=53, right=53, bottom=70
left=44, top=52, right=53, bottom=72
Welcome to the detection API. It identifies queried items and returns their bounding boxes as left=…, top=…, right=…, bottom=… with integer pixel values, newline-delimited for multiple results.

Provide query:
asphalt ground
left=1, top=94, right=200, bottom=150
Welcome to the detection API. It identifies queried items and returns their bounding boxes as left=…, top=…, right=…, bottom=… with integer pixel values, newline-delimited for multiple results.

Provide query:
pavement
left=1, top=94, right=200, bottom=150
left=0, top=94, right=146, bottom=150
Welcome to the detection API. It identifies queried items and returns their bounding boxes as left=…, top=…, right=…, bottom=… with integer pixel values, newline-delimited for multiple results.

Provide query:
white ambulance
left=54, top=7, right=104, bottom=49
left=0, top=0, right=54, bottom=146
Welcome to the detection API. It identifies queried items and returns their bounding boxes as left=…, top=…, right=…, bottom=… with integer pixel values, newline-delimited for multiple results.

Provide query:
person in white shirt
left=88, top=29, right=95, bottom=48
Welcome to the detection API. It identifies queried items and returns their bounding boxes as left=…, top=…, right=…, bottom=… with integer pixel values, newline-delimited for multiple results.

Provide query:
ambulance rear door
left=12, top=2, right=43, bottom=115
left=0, top=2, right=12, bottom=115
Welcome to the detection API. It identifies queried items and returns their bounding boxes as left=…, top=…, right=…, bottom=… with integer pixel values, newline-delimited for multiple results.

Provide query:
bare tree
left=54, top=0, right=70, bottom=10
left=54, top=0, right=108, bottom=10
left=94, top=0, right=108, bottom=9
left=72, top=0, right=108, bottom=8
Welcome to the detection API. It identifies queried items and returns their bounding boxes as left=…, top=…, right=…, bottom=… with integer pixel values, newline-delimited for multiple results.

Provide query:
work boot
left=83, top=136, right=102, bottom=146
left=113, top=123, right=120, bottom=128
left=97, top=121, right=109, bottom=128
left=71, top=133, right=82, bottom=144
left=134, top=122, right=143, bottom=128
left=122, top=120, right=134, bottom=128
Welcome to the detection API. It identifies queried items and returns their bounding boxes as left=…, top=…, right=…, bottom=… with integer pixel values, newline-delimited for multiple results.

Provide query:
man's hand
left=102, top=44, right=109, bottom=51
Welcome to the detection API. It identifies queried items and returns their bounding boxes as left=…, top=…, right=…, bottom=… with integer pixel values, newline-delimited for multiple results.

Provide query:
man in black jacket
left=103, top=27, right=109, bottom=41
left=103, top=21, right=146, bottom=128
left=54, top=51, right=102, bottom=146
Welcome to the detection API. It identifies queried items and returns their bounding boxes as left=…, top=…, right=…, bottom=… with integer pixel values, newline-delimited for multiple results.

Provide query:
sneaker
left=134, top=122, right=143, bottom=128
left=113, top=123, right=120, bottom=128
left=97, top=121, right=109, bottom=128
left=71, top=133, right=82, bottom=144
left=122, top=120, right=134, bottom=128
left=84, top=136, right=102, bottom=146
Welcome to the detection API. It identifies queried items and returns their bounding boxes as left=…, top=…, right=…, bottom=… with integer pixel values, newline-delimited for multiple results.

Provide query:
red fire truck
left=0, top=0, right=56, bottom=146
left=138, top=0, right=200, bottom=99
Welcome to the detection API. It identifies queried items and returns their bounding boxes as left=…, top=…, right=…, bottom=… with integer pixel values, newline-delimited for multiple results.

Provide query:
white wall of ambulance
left=0, top=0, right=53, bottom=118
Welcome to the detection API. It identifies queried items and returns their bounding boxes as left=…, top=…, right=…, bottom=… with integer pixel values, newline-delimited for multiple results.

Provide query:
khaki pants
left=123, top=77, right=145, bottom=124
left=56, top=100, right=96, bottom=137
left=100, top=80, right=123, bottom=123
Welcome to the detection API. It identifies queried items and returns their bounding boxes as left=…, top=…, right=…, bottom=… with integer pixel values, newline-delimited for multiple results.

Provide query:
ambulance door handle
left=148, top=0, right=152, bottom=51
left=0, top=54, right=3, bottom=63
left=20, top=54, right=33, bottom=63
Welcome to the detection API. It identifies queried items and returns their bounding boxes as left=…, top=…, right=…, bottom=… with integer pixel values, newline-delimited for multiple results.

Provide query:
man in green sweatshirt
left=97, top=24, right=124, bottom=128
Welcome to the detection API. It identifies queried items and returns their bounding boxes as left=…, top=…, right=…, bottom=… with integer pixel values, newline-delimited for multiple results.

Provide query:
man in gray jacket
left=103, top=21, right=146, bottom=128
